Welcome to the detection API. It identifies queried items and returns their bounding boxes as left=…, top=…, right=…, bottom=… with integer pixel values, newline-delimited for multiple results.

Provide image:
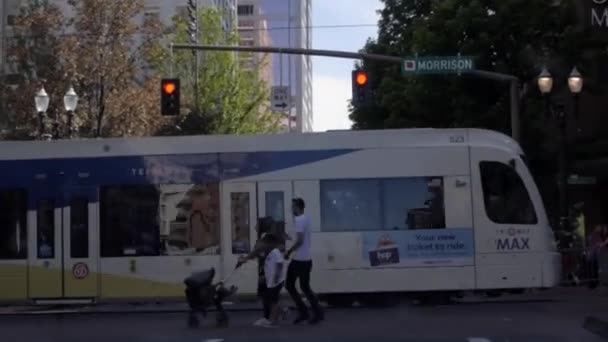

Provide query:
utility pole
left=171, top=44, right=522, bottom=142
left=187, top=0, right=200, bottom=114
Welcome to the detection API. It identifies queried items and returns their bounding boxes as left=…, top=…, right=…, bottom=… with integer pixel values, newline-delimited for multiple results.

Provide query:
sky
left=311, top=0, right=382, bottom=132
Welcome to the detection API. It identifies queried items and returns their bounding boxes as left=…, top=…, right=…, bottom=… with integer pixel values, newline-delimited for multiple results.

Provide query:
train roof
left=0, top=128, right=522, bottom=161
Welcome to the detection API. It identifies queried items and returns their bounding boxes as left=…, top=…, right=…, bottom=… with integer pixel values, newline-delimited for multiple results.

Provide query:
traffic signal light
left=352, top=70, right=372, bottom=105
left=161, top=78, right=180, bottom=116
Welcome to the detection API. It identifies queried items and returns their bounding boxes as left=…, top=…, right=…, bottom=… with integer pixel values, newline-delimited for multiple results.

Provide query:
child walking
left=259, top=233, right=286, bottom=328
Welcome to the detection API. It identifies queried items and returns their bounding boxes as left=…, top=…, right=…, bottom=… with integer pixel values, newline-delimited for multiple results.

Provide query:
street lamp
left=63, top=86, right=79, bottom=138
left=34, top=87, right=50, bottom=139
left=568, top=67, right=583, bottom=121
left=537, top=67, right=554, bottom=95
left=567, top=67, right=583, bottom=94
left=537, top=66, right=584, bottom=236
left=34, top=85, right=79, bottom=140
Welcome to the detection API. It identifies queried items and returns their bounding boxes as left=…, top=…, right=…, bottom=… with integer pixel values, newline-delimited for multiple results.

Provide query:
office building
left=237, top=0, right=313, bottom=132
left=237, top=4, right=273, bottom=86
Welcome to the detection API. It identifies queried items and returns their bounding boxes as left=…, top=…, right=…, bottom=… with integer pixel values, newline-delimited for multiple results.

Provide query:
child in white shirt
left=260, top=234, right=285, bottom=327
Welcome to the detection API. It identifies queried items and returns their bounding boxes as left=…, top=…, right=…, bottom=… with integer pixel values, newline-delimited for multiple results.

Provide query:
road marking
left=468, top=338, right=492, bottom=342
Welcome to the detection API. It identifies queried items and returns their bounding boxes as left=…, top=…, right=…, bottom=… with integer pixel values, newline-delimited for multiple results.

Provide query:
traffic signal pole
left=171, top=44, right=522, bottom=142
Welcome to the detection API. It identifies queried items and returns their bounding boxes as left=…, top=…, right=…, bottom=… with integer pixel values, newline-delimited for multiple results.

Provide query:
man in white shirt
left=285, top=198, right=324, bottom=325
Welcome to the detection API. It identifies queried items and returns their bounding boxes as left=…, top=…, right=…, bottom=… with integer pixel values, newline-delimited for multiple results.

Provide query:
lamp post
left=63, top=86, right=79, bottom=138
left=537, top=67, right=584, bottom=233
left=568, top=67, right=583, bottom=119
left=34, top=87, right=50, bottom=140
left=34, top=86, right=79, bottom=140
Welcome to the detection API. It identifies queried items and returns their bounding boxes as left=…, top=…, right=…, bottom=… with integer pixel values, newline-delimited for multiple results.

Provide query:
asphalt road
left=0, top=298, right=605, bottom=342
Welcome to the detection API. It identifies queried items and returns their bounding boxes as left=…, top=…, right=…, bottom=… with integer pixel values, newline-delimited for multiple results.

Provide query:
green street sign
left=402, top=56, right=475, bottom=75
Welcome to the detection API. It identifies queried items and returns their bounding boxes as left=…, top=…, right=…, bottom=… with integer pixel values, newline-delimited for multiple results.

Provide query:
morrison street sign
left=401, top=56, right=475, bottom=75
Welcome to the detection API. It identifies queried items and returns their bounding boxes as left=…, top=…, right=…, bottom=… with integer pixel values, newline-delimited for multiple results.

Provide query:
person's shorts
left=263, top=282, right=284, bottom=303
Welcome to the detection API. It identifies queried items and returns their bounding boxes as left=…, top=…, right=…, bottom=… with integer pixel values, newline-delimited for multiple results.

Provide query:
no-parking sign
left=72, top=262, right=89, bottom=279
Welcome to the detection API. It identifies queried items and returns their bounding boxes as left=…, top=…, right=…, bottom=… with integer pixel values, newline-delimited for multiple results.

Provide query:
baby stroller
left=184, top=267, right=238, bottom=328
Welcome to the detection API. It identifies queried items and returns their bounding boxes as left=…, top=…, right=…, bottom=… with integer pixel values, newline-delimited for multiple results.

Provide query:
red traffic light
left=161, top=78, right=180, bottom=116
left=163, top=82, right=177, bottom=95
left=355, top=72, right=368, bottom=86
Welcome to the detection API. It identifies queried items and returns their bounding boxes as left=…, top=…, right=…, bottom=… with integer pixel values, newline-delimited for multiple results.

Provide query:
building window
left=320, top=177, right=446, bottom=232
left=7, top=15, right=16, bottom=26
left=237, top=4, right=254, bottom=15
left=480, top=161, right=537, bottom=224
left=238, top=20, right=255, bottom=28
left=0, top=189, right=27, bottom=260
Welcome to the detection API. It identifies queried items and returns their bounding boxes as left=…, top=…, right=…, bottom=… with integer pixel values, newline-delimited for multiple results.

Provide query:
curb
left=0, top=304, right=263, bottom=317
left=583, top=316, right=608, bottom=339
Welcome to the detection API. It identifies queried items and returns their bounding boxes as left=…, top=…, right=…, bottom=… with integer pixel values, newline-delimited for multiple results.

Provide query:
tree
left=149, top=7, right=280, bottom=136
left=351, top=0, right=582, bottom=134
left=0, top=0, right=66, bottom=139
left=1, top=0, right=165, bottom=140
left=351, top=0, right=586, bottom=224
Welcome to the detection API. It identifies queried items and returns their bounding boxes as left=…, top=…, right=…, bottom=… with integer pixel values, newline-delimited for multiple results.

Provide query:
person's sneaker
left=253, top=318, right=271, bottom=326
left=259, top=320, right=278, bottom=328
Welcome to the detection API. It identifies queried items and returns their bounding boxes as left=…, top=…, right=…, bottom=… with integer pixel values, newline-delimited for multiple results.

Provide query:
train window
left=70, top=198, right=89, bottom=258
left=155, top=184, right=221, bottom=256
left=480, top=161, right=538, bottom=224
left=265, top=191, right=285, bottom=223
left=100, top=186, right=161, bottom=257
left=0, top=189, right=27, bottom=260
left=383, top=177, right=446, bottom=230
left=320, top=179, right=381, bottom=231
left=231, top=192, right=251, bottom=254
left=37, top=200, right=55, bottom=259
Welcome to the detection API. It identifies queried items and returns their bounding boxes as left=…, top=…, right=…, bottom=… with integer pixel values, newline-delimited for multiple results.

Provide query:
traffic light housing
left=161, top=78, right=180, bottom=116
left=352, top=70, right=372, bottom=105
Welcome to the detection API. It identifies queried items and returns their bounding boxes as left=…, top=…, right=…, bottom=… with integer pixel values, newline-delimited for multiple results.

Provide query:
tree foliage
left=1, top=0, right=165, bottom=140
left=351, top=0, right=589, bottom=222
left=351, top=0, right=583, bottom=138
left=149, top=8, right=280, bottom=136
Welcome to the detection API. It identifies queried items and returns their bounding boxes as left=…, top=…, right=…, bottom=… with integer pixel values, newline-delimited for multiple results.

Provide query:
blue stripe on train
left=0, top=149, right=358, bottom=205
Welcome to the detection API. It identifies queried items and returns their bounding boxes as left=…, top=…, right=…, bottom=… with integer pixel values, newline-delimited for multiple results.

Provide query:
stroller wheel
left=188, top=312, right=200, bottom=328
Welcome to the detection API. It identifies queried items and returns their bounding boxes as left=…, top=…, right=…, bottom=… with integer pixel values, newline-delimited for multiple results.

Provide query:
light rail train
left=0, top=128, right=561, bottom=304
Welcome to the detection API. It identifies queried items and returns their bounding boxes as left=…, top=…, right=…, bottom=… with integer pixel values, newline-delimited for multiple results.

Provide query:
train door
left=470, top=147, right=545, bottom=289
left=28, top=186, right=98, bottom=301
left=0, top=189, right=28, bottom=302
left=257, top=181, right=293, bottom=235
left=220, top=182, right=257, bottom=294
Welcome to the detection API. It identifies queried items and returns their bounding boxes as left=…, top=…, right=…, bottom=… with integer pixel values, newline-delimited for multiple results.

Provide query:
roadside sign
left=271, top=86, right=290, bottom=112
left=401, top=56, right=475, bottom=75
